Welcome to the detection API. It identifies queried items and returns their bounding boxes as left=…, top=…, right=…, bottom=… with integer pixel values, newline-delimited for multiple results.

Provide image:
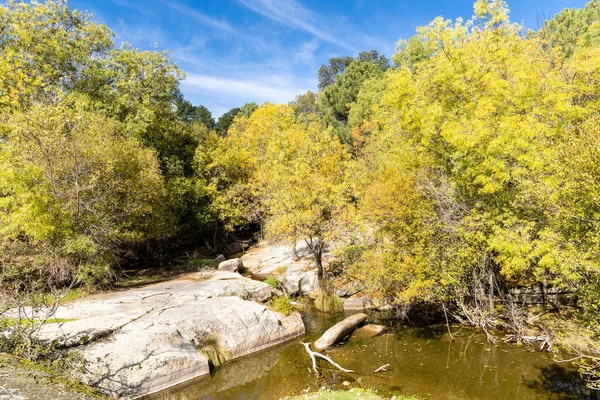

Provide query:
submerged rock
left=351, top=324, right=389, bottom=341
left=37, top=271, right=304, bottom=399
left=314, top=313, right=368, bottom=351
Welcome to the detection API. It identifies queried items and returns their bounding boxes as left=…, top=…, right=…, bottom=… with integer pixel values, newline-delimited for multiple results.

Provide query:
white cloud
left=161, top=1, right=236, bottom=34
left=237, top=0, right=356, bottom=51
left=295, top=39, right=320, bottom=64
left=182, top=73, right=310, bottom=105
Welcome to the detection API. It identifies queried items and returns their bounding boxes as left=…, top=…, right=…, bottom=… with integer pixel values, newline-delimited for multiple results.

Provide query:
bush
left=271, top=296, right=293, bottom=316
left=314, top=289, right=344, bottom=313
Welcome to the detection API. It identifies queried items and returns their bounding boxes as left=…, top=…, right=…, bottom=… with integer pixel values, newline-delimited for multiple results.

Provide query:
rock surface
left=343, top=297, right=392, bottom=311
left=313, top=313, right=368, bottom=351
left=351, top=324, right=389, bottom=341
left=217, top=257, right=243, bottom=272
left=37, top=271, right=305, bottom=399
left=241, top=240, right=333, bottom=295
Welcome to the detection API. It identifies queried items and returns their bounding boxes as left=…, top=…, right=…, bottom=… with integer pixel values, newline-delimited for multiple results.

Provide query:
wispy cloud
left=182, top=73, right=310, bottom=105
left=237, top=0, right=355, bottom=51
left=161, top=1, right=236, bottom=34
left=295, top=39, right=320, bottom=64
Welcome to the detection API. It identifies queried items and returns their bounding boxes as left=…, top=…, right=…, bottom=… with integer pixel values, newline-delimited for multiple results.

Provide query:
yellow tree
left=208, top=104, right=352, bottom=280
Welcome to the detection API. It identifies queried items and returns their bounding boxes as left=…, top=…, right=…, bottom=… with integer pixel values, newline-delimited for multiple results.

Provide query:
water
left=148, top=308, right=594, bottom=400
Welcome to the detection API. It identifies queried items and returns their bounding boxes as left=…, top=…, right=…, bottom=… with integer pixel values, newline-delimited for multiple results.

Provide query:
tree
left=175, top=97, right=215, bottom=129
left=0, top=104, right=169, bottom=285
left=215, top=103, right=258, bottom=136
left=537, top=0, right=600, bottom=58
left=357, top=50, right=390, bottom=71
left=208, top=104, right=352, bottom=280
left=318, top=60, right=385, bottom=147
left=290, top=91, right=318, bottom=117
left=317, top=56, right=354, bottom=90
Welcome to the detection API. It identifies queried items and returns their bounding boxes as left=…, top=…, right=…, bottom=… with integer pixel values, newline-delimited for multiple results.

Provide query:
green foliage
left=313, top=290, right=344, bottom=313
left=198, top=333, right=227, bottom=368
left=537, top=0, right=600, bottom=58
left=264, top=276, right=278, bottom=288
left=271, top=296, right=293, bottom=316
left=318, top=60, right=385, bottom=146
left=214, top=102, right=258, bottom=136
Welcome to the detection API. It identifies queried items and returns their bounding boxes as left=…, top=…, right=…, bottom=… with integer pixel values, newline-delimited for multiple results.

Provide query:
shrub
left=314, top=289, right=344, bottom=313
left=271, top=296, right=293, bottom=316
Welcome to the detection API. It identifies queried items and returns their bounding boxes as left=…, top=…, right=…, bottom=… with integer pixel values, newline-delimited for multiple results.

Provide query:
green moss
left=314, top=289, right=344, bottom=313
left=271, top=296, right=293, bottom=316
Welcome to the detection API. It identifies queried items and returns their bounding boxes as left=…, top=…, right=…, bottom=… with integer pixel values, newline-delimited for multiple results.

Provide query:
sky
left=67, top=0, right=589, bottom=117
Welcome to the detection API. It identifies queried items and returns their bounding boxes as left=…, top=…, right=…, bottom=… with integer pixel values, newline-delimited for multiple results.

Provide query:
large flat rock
left=36, top=271, right=305, bottom=399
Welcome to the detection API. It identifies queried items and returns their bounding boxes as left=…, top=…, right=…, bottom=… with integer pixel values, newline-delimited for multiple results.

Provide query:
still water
left=148, top=309, right=594, bottom=400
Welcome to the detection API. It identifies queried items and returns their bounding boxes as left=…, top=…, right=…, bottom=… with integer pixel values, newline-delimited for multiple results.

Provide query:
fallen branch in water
left=300, top=342, right=354, bottom=374
left=374, top=364, right=390, bottom=373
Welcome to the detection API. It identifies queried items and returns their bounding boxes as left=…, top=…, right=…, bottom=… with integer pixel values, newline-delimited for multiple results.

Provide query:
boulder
left=37, top=271, right=304, bottom=399
left=214, top=254, right=226, bottom=263
left=218, top=258, right=243, bottom=272
left=350, top=324, right=389, bottom=341
left=281, top=264, right=319, bottom=295
left=313, top=313, right=368, bottom=351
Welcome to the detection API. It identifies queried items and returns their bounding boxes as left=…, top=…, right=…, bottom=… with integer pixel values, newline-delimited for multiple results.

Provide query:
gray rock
left=36, top=271, right=304, bottom=399
left=281, top=264, right=319, bottom=295
left=214, top=254, right=226, bottom=263
left=218, top=258, right=243, bottom=272
left=343, top=297, right=392, bottom=311
left=240, top=240, right=333, bottom=296
left=313, top=313, right=368, bottom=351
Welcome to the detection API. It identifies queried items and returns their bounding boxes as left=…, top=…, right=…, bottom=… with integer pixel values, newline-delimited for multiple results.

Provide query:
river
left=145, top=306, right=596, bottom=400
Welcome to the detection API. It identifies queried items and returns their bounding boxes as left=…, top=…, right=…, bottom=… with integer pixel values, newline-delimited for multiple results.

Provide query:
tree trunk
left=305, top=236, right=324, bottom=281
left=314, top=242, right=324, bottom=280
left=291, top=238, right=299, bottom=261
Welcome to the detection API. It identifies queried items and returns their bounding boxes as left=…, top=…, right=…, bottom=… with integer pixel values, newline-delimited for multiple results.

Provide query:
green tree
left=318, top=60, right=384, bottom=147
left=538, top=0, right=600, bottom=58
left=175, top=97, right=215, bottom=129
left=317, top=56, right=354, bottom=90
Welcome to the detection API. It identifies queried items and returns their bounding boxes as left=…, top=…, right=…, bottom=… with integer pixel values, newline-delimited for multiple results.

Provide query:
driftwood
left=301, top=342, right=354, bottom=374
left=314, top=313, right=368, bottom=350
left=374, top=364, right=390, bottom=373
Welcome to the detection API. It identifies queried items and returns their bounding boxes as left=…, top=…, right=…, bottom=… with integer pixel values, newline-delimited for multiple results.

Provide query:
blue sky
left=68, top=0, right=588, bottom=117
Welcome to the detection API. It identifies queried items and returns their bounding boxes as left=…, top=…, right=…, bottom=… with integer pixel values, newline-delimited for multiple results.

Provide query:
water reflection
left=147, top=309, right=591, bottom=400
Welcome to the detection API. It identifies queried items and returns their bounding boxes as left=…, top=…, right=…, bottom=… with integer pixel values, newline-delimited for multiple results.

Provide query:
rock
left=343, top=297, right=392, bottom=311
left=214, top=254, right=226, bottom=263
left=282, top=264, right=319, bottom=295
left=36, top=271, right=304, bottom=399
left=351, top=324, right=389, bottom=341
left=240, top=241, right=334, bottom=296
left=218, top=258, right=243, bottom=272
left=313, top=313, right=368, bottom=351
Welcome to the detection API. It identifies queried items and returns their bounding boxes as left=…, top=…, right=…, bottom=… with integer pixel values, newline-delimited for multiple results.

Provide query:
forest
left=3, top=0, right=600, bottom=396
